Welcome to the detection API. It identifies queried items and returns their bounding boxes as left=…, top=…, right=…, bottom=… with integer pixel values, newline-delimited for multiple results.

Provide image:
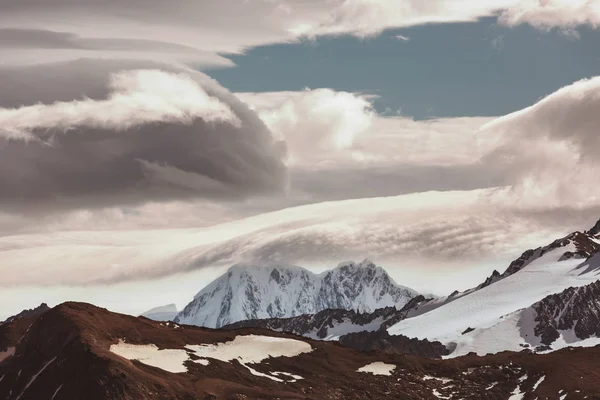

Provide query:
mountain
left=223, top=296, right=449, bottom=358
left=140, top=304, right=178, bottom=322
left=0, top=303, right=50, bottom=365
left=3, top=302, right=600, bottom=399
left=175, top=259, right=418, bottom=328
left=1, top=303, right=50, bottom=325
left=387, top=219, right=600, bottom=357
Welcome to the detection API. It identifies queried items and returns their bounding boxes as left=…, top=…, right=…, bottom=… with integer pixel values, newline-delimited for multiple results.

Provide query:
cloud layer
left=0, top=60, right=287, bottom=209
left=0, top=0, right=598, bottom=66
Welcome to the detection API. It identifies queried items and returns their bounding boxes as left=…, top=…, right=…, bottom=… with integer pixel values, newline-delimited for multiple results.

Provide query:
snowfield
left=357, top=362, right=396, bottom=376
left=388, top=242, right=600, bottom=357
left=110, top=334, right=313, bottom=381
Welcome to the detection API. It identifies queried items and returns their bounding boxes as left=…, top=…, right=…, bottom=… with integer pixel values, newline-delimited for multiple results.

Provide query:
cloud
left=238, top=89, right=497, bottom=169
left=1, top=69, right=238, bottom=140
left=481, top=76, right=600, bottom=209
left=0, top=59, right=287, bottom=209
left=0, top=1, right=598, bottom=67
left=237, top=89, right=376, bottom=165
left=394, top=34, right=410, bottom=41
left=500, top=0, right=600, bottom=31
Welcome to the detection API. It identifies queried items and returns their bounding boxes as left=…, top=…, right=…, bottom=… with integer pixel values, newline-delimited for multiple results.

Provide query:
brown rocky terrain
left=1, top=302, right=600, bottom=399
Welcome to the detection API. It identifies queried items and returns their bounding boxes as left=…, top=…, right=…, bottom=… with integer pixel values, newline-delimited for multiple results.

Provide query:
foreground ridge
left=1, top=302, right=600, bottom=399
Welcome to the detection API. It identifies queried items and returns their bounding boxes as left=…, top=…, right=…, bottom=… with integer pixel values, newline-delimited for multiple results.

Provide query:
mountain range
left=4, top=219, right=600, bottom=398
left=222, top=219, right=600, bottom=360
left=173, top=259, right=418, bottom=328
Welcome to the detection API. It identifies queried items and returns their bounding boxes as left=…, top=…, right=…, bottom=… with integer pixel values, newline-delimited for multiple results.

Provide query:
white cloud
left=237, top=89, right=375, bottom=165
left=481, top=76, right=600, bottom=209
left=394, top=34, right=410, bottom=41
left=0, top=69, right=238, bottom=141
left=500, top=0, right=600, bottom=31
left=0, top=0, right=598, bottom=66
left=238, top=89, right=497, bottom=168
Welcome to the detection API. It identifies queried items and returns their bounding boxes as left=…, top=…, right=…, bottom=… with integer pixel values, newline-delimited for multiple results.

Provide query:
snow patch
left=111, top=335, right=312, bottom=382
left=110, top=341, right=190, bottom=373
left=357, top=362, right=396, bottom=376
left=51, top=384, right=64, bottom=400
left=532, top=375, right=545, bottom=391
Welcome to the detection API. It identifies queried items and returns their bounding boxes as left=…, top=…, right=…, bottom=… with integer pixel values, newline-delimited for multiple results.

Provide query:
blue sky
left=209, top=17, right=600, bottom=119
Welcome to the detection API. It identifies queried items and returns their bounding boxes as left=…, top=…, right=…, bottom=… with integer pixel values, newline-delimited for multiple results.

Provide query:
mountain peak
left=175, top=260, right=418, bottom=328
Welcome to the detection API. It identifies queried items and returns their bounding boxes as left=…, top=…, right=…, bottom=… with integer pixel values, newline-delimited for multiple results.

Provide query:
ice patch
left=357, top=362, right=396, bottom=376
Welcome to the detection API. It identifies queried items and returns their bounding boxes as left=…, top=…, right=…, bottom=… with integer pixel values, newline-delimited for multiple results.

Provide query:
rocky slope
left=175, top=259, right=418, bottom=328
left=532, top=279, right=600, bottom=346
left=2, top=302, right=600, bottom=399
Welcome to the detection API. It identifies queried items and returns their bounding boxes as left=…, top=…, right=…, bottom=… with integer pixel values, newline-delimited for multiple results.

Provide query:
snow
left=175, top=260, right=418, bottom=328
left=185, top=334, right=312, bottom=376
left=51, top=384, right=63, bottom=400
left=532, top=376, right=545, bottom=391
left=112, top=335, right=312, bottom=382
left=388, top=243, right=600, bottom=357
left=272, top=371, right=304, bottom=382
left=110, top=340, right=190, bottom=373
left=0, top=346, right=15, bottom=363
left=432, top=389, right=451, bottom=399
left=423, top=375, right=452, bottom=384
left=357, top=362, right=396, bottom=376
left=15, top=356, right=57, bottom=400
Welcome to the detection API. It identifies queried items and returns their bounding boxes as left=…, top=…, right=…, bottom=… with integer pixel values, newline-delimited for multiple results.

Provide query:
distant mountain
left=140, top=304, right=178, bottom=322
left=2, top=302, right=600, bottom=399
left=175, top=259, right=418, bottom=328
left=388, top=219, right=600, bottom=357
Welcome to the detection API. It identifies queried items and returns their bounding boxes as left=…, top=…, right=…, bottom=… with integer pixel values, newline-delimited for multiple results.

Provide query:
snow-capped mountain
left=387, top=220, right=600, bottom=357
left=140, top=304, right=179, bottom=322
left=175, top=259, right=418, bottom=328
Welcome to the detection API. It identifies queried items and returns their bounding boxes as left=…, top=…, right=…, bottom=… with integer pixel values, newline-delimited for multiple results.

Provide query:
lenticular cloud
left=0, top=60, right=287, bottom=208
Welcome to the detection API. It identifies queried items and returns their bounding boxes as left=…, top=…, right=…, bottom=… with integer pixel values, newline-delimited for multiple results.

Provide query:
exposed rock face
left=533, top=280, right=600, bottom=345
left=3, top=302, right=600, bottom=400
left=175, top=259, right=419, bottom=328
left=338, top=330, right=449, bottom=359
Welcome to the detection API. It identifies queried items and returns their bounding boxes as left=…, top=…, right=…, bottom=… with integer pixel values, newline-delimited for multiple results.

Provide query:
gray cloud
left=0, top=59, right=287, bottom=210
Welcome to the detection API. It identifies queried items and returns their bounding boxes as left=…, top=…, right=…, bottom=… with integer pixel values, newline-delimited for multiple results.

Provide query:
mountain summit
left=175, top=259, right=418, bottom=328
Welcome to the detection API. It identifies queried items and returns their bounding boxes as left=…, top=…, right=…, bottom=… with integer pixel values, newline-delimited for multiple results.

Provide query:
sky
left=1, top=0, right=600, bottom=319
